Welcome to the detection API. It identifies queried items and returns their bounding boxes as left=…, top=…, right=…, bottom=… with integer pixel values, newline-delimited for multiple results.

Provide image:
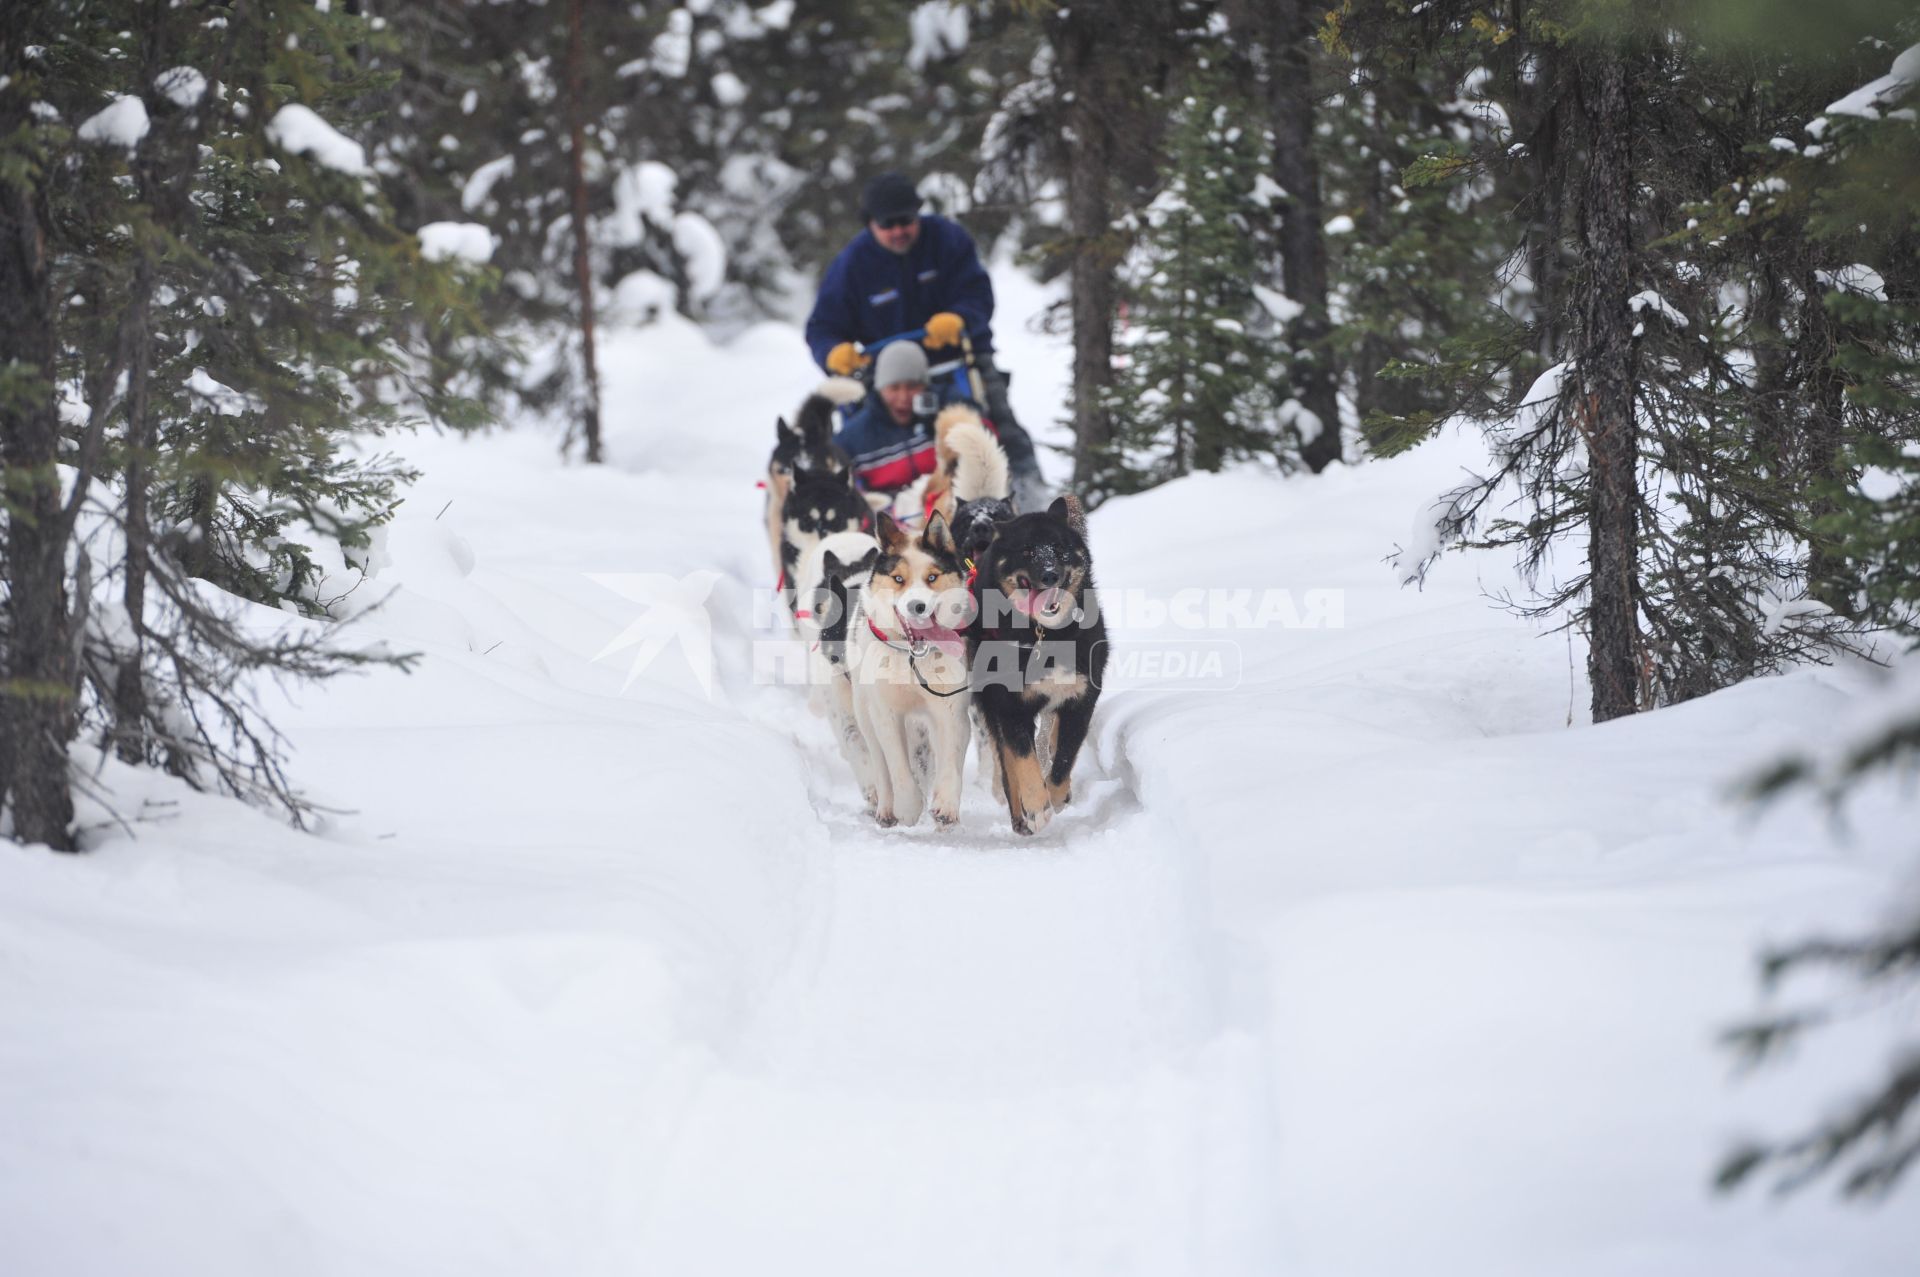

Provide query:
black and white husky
left=774, top=388, right=868, bottom=614
left=766, top=378, right=863, bottom=590
left=939, top=405, right=1018, bottom=569
left=925, top=405, right=1022, bottom=803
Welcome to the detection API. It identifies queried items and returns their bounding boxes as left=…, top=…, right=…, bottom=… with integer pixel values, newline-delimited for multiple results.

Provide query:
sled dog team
left=764, top=381, right=1107, bottom=836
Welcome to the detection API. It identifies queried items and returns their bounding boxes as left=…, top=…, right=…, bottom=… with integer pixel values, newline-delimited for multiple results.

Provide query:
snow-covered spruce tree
left=1349, top=0, right=1877, bottom=719
left=1029, top=0, right=1209, bottom=499
left=601, top=0, right=1041, bottom=317
left=1311, top=21, right=1519, bottom=458
left=380, top=1, right=737, bottom=458
left=1675, top=26, right=1920, bottom=628
left=342, top=1, right=614, bottom=458
left=1340, top=0, right=1652, bottom=721
left=1611, top=22, right=1912, bottom=699
left=383, top=0, right=1040, bottom=419
left=0, top=25, right=87, bottom=849
left=78, top=2, right=495, bottom=605
left=1715, top=28, right=1920, bottom=1202
left=3, top=0, right=493, bottom=839
left=1222, top=0, right=1346, bottom=473
left=342, top=1, right=525, bottom=432
left=356, top=3, right=1063, bottom=472
left=1097, top=67, right=1286, bottom=496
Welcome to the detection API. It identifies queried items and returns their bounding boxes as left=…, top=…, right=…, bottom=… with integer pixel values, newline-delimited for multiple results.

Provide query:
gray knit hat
left=874, top=341, right=929, bottom=389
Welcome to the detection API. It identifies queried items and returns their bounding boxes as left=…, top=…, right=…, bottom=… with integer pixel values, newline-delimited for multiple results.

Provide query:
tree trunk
left=1799, top=265, right=1852, bottom=613
left=1348, top=77, right=1395, bottom=433
left=1575, top=50, right=1641, bottom=723
left=565, top=0, right=604, bottom=465
left=113, top=247, right=156, bottom=762
left=0, top=106, right=77, bottom=849
left=1052, top=8, right=1119, bottom=492
left=1519, top=27, right=1566, bottom=365
left=1256, top=0, right=1342, bottom=472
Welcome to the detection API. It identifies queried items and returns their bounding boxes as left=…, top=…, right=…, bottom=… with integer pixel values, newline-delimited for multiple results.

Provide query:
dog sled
left=761, top=327, right=1012, bottom=606
left=757, top=337, right=1101, bottom=837
left=758, top=325, right=990, bottom=521
left=842, top=324, right=989, bottom=428
left=837, top=325, right=997, bottom=531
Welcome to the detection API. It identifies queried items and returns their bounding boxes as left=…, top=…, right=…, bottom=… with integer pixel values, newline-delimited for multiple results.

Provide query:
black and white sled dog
left=928, top=402, right=1018, bottom=568
left=848, top=511, right=973, bottom=828
left=772, top=383, right=867, bottom=613
left=794, top=528, right=881, bottom=808
left=923, top=404, right=1025, bottom=805
left=967, top=495, right=1106, bottom=836
left=766, top=378, right=864, bottom=590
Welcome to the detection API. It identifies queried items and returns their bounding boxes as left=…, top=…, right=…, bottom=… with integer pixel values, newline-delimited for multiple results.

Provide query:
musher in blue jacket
left=805, top=171, right=1046, bottom=510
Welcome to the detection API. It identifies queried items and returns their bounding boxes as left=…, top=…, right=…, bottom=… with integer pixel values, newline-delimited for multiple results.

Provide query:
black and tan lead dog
left=967, top=496, right=1107, bottom=836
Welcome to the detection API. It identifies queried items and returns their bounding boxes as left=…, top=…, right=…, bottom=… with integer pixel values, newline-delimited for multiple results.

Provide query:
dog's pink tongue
left=907, top=620, right=965, bottom=655
left=1014, top=587, right=1066, bottom=618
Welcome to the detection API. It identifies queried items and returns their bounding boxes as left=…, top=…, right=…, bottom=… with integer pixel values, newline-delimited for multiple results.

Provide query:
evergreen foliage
left=1100, top=68, right=1285, bottom=494
left=1708, top=13, right=1920, bottom=1200
left=1315, top=30, right=1516, bottom=445
left=4, top=0, right=493, bottom=829
left=1336, top=0, right=1907, bottom=720
left=0, top=0, right=1917, bottom=1209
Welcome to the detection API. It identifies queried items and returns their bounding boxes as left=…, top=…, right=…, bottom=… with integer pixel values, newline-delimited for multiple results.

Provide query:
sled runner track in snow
left=10, top=259, right=1920, bottom=1277
left=620, top=540, right=1286, bottom=1274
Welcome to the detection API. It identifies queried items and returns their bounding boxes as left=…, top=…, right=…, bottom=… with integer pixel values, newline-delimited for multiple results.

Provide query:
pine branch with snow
left=1097, top=66, right=1288, bottom=499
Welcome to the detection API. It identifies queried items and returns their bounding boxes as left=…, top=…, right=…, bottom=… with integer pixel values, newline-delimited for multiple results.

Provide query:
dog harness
left=864, top=616, right=970, bottom=698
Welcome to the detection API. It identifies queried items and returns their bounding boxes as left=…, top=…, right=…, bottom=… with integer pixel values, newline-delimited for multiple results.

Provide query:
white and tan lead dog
left=848, top=511, right=973, bottom=828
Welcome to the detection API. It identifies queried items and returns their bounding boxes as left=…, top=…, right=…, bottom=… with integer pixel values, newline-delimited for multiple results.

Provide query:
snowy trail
left=538, top=286, right=1291, bottom=1273
left=10, top=282, right=1920, bottom=1276
left=625, top=535, right=1286, bottom=1274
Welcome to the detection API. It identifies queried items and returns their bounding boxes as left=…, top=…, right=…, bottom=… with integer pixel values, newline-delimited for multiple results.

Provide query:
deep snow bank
left=3, top=281, right=1916, bottom=1276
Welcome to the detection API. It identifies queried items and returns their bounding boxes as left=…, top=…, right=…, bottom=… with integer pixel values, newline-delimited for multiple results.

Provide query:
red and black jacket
left=832, top=396, right=940, bottom=494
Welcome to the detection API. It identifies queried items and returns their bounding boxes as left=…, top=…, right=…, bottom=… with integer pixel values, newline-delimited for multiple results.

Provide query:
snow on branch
left=77, top=95, right=150, bottom=150
left=1823, top=42, right=1919, bottom=120
left=418, top=222, right=497, bottom=265
left=907, top=2, right=970, bottom=72
left=154, top=66, right=208, bottom=107
left=1628, top=289, right=1689, bottom=330
left=265, top=104, right=370, bottom=176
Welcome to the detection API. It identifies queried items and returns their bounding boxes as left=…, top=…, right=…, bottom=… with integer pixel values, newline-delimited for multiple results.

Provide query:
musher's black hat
left=860, top=172, right=921, bottom=223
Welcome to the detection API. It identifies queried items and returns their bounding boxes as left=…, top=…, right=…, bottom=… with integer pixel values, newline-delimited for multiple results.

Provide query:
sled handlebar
left=859, top=327, right=930, bottom=355
left=845, top=327, right=987, bottom=407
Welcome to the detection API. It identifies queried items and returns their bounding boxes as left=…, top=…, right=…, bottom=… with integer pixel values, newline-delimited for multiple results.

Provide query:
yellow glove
left=923, top=312, right=966, bottom=349
left=826, top=342, right=870, bottom=375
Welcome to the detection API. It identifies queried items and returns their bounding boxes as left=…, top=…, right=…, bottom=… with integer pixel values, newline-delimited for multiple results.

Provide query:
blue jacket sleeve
left=833, top=397, right=890, bottom=464
left=830, top=400, right=865, bottom=456
left=936, top=222, right=995, bottom=344
left=806, top=248, right=861, bottom=371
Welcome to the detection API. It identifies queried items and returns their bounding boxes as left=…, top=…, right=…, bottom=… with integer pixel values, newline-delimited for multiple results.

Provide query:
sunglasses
left=875, top=215, right=918, bottom=230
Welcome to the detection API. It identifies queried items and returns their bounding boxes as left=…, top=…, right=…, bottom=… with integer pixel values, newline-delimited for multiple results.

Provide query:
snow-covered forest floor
left=4, top=268, right=1917, bottom=1276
